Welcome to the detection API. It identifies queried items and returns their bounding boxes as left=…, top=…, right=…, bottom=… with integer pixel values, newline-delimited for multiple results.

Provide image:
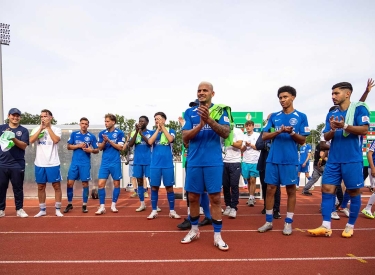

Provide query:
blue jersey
left=67, top=131, right=98, bottom=165
left=133, top=129, right=152, bottom=165
left=182, top=104, right=230, bottom=167
left=264, top=110, right=310, bottom=165
left=299, top=144, right=312, bottom=164
left=323, top=106, right=369, bottom=163
left=369, top=140, right=375, bottom=164
left=150, top=128, right=176, bottom=169
left=98, top=128, right=125, bottom=165
left=0, top=124, right=29, bottom=169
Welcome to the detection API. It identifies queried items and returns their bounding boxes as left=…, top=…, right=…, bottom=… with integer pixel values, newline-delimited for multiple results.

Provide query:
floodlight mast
left=0, top=23, right=10, bottom=124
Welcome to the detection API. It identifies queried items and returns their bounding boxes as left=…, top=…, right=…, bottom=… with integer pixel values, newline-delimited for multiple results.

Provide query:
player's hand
left=330, top=115, right=345, bottom=129
left=283, top=126, right=293, bottom=134
left=82, top=147, right=92, bottom=153
left=197, top=105, right=210, bottom=123
left=241, top=146, right=247, bottom=153
left=366, top=78, right=374, bottom=93
left=178, top=116, right=185, bottom=127
left=102, top=134, right=109, bottom=142
left=78, top=143, right=86, bottom=149
left=317, top=160, right=322, bottom=168
left=135, top=123, right=142, bottom=131
left=302, top=163, right=306, bottom=167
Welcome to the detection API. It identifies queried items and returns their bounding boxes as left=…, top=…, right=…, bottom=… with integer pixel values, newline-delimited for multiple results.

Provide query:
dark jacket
left=255, top=131, right=270, bottom=172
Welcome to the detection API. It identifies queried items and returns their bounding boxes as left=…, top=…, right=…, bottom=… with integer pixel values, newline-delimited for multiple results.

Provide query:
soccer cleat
left=181, top=229, right=200, bottom=244
left=16, top=209, right=28, bottom=218
left=177, top=218, right=191, bottom=230
left=223, top=206, right=231, bottom=216
left=283, top=222, right=292, bottom=235
left=273, top=211, right=281, bottom=219
left=228, top=208, right=237, bottom=218
left=34, top=210, right=46, bottom=218
left=214, top=235, right=229, bottom=251
left=157, top=207, right=162, bottom=212
left=63, top=204, right=73, bottom=213
left=331, top=211, right=340, bottom=220
left=144, top=192, right=149, bottom=198
left=55, top=211, right=64, bottom=217
left=111, top=207, right=119, bottom=213
left=342, top=226, right=354, bottom=238
left=338, top=207, right=350, bottom=217
left=258, top=222, right=273, bottom=233
left=136, top=205, right=146, bottom=212
left=307, top=226, right=332, bottom=237
left=296, top=186, right=299, bottom=190
left=169, top=211, right=181, bottom=219
left=309, top=186, right=315, bottom=191
left=147, top=211, right=158, bottom=220
left=361, top=208, right=374, bottom=219
left=248, top=198, right=255, bottom=207
left=301, top=190, right=312, bottom=196
left=82, top=205, right=88, bottom=213
left=130, top=192, right=138, bottom=198
left=198, top=217, right=212, bottom=227
left=0, top=210, right=4, bottom=217
left=95, top=207, right=106, bottom=215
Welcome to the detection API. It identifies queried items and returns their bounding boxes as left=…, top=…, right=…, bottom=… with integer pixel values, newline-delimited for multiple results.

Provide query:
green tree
left=165, top=120, right=182, bottom=160
left=5, top=112, right=57, bottom=125
left=115, top=114, right=136, bottom=136
left=306, top=122, right=325, bottom=146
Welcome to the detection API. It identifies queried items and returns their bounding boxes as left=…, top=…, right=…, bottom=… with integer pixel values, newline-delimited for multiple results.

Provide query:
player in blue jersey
left=146, top=112, right=181, bottom=219
left=361, top=140, right=375, bottom=218
left=128, top=116, right=153, bottom=212
left=0, top=108, right=29, bottom=218
left=297, top=143, right=312, bottom=189
left=64, top=117, right=99, bottom=214
left=258, top=86, right=310, bottom=235
left=308, top=82, right=370, bottom=238
left=181, top=81, right=230, bottom=251
left=95, top=114, right=125, bottom=215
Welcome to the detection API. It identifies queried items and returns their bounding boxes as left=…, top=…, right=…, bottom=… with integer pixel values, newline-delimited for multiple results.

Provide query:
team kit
left=0, top=80, right=374, bottom=251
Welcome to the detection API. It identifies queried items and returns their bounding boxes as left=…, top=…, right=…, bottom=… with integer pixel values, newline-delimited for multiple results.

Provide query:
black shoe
left=301, top=190, right=312, bottom=196
left=273, top=211, right=281, bottom=219
left=63, top=204, right=73, bottom=213
left=177, top=218, right=191, bottom=230
left=82, top=205, right=88, bottom=213
left=261, top=207, right=266, bottom=214
left=198, top=217, right=212, bottom=227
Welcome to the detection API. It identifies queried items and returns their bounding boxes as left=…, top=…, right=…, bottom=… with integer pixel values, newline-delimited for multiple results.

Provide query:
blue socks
left=151, top=189, right=158, bottom=210
left=341, top=192, right=350, bottom=208
left=189, top=215, right=199, bottom=226
left=307, top=176, right=312, bottom=181
left=82, top=187, right=89, bottom=203
left=98, top=188, right=106, bottom=204
left=322, top=192, right=335, bottom=221
left=112, top=187, right=120, bottom=203
left=348, top=194, right=361, bottom=225
left=67, top=187, right=73, bottom=202
left=212, top=219, right=222, bottom=233
left=200, top=193, right=211, bottom=219
left=138, top=186, right=145, bottom=202
left=167, top=192, right=175, bottom=211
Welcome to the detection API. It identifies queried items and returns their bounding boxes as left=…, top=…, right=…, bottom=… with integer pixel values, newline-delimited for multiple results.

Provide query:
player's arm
left=232, top=139, right=243, bottom=150
left=198, top=104, right=229, bottom=139
left=45, top=127, right=60, bottom=144
left=67, top=143, right=85, bottom=150
left=128, top=126, right=140, bottom=147
left=303, top=151, right=311, bottom=166
left=320, top=140, right=330, bottom=150
left=148, top=129, right=159, bottom=145
left=12, top=128, right=28, bottom=150
left=160, top=125, right=174, bottom=143
left=29, top=126, right=44, bottom=144
left=359, top=78, right=374, bottom=102
left=182, top=110, right=203, bottom=143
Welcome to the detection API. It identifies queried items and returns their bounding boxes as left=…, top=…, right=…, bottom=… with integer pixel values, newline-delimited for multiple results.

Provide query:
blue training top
left=98, top=128, right=125, bottom=165
left=133, top=129, right=152, bottom=165
left=299, top=144, right=312, bottom=165
left=150, top=128, right=176, bottom=169
left=67, top=131, right=98, bottom=165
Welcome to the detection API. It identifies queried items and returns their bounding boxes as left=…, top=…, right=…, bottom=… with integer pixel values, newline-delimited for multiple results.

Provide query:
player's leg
left=34, top=166, right=47, bottom=217
left=110, top=162, right=122, bottom=213
left=222, top=163, right=231, bottom=215
left=9, top=168, right=28, bottom=217
left=362, top=170, right=375, bottom=218
left=81, top=181, right=89, bottom=213
left=136, top=166, right=146, bottom=210
left=259, top=169, right=267, bottom=214
left=96, top=165, right=109, bottom=215
left=0, top=168, right=10, bottom=217
left=302, top=166, right=321, bottom=195
left=46, top=166, right=63, bottom=217
left=163, top=167, right=180, bottom=218
left=198, top=192, right=212, bottom=226
left=65, top=164, right=78, bottom=213
left=147, top=168, right=161, bottom=219
left=228, top=162, right=241, bottom=218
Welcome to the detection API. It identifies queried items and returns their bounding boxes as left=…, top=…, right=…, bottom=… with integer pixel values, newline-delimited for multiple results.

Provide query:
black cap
left=189, top=99, right=199, bottom=107
left=8, top=108, right=21, bottom=115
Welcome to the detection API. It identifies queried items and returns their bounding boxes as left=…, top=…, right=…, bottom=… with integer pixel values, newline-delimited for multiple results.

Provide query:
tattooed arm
left=206, top=118, right=230, bottom=139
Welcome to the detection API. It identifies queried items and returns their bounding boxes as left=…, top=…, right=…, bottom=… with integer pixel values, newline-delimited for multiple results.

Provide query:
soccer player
left=95, top=114, right=125, bottom=215
left=128, top=116, right=152, bottom=212
left=241, top=121, right=261, bottom=206
left=308, top=82, right=370, bottom=238
left=30, top=109, right=63, bottom=217
left=181, top=81, right=230, bottom=251
left=64, top=117, right=99, bottom=213
left=0, top=108, right=29, bottom=218
left=222, top=127, right=243, bottom=218
left=297, top=143, right=312, bottom=189
left=258, top=86, right=310, bottom=235
left=361, top=140, right=375, bottom=218
left=146, top=112, right=180, bottom=219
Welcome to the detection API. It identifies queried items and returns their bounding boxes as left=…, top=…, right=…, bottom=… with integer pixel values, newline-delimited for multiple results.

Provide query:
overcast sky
left=1, top=0, right=374, bottom=128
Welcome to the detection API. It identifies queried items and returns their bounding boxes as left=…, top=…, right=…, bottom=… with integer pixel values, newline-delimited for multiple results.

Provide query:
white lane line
left=0, top=257, right=374, bottom=264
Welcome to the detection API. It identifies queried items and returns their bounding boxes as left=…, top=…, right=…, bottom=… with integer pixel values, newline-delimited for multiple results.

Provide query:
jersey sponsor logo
left=304, top=127, right=310, bottom=132
left=289, top=118, right=298, bottom=126
left=362, top=116, right=369, bottom=122
left=16, top=131, right=22, bottom=137
left=84, top=136, right=91, bottom=142
left=224, top=116, right=229, bottom=122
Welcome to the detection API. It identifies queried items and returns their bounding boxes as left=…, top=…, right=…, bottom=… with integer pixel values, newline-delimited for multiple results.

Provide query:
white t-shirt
left=223, top=127, right=244, bottom=163
left=242, top=131, right=261, bottom=163
left=34, top=126, right=62, bottom=167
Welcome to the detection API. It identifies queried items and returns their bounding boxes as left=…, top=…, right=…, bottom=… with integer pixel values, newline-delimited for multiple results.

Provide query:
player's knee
left=165, top=186, right=173, bottom=193
left=209, top=193, right=221, bottom=205
left=188, top=192, right=200, bottom=203
left=346, top=188, right=360, bottom=196
left=52, top=183, right=61, bottom=191
left=37, top=184, right=46, bottom=191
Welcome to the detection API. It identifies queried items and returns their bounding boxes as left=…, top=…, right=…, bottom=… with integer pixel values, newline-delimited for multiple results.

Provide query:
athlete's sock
left=67, top=187, right=73, bottom=203
left=285, top=212, right=294, bottom=223
left=348, top=194, right=361, bottom=225
left=212, top=219, right=222, bottom=233
left=82, top=187, right=89, bottom=204
left=39, top=203, right=46, bottom=211
left=167, top=192, right=175, bottom=211
left=151, top=189, right=158, bottom=211
left=266, top=209, right=273, bottom=222
left=322, top=193, right=335, bottom=222
left=112, top=187, right=120, bottom=203
left=341, top=192, right=350, bottom=208
left=200, top=192, right=211, bottom=219
left=55, top=202, right=61, bottom=211
left=189, top=215, right=199, bottom=231
left=134, top=188, right=138, bottom=194
left=365, top=193, right=375, bottom=211
left=307, top=176, right=312, bottom=181
left=98, top=188, right=106, bottom=205
left=249, top=195, right=255, bottom=200
left=138, top=186, right=145, bottom=202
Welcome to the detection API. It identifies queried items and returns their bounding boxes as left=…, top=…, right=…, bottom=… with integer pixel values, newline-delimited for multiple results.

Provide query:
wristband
left=290, top=131, right=296, bottom=136
left=343, top=123, right=348, bottom=130
left=319, top=158, right=322, bottom=161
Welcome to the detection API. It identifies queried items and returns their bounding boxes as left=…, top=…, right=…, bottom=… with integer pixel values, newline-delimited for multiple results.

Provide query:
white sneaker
left=95, top=207, right=106, bottom=215
left=339, top=207, right=350, bottom=217
left=169, top=210, right=181, bottom=219
left=136, top=205, right=146, bottom=212
left=199, top=207, right=204, bottom=215
left=309, top=186, right=315, bottom=191
left=111, top=206, right=119, bottom=213
left=157, top=207, right=162, bottom=212
left=147, top=211, right=158, bottom=220
left=214, top=234, right=229, bottom=251
left=223, top=206, right=231, bottom=216
left=55, top=210, right=64, bottom=217
left=228, top=208, right=237, bottom=218
left=34, top=210, right=46, bottom=218
left=16, top=209, right=28, bottom=218
left=248, top=198, right=256, bottom=207
left=0, top=210, right=5, bottom=217
left=331, top=211, right=340, bottom=220
left=181, top=229, right=200, bottom=244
